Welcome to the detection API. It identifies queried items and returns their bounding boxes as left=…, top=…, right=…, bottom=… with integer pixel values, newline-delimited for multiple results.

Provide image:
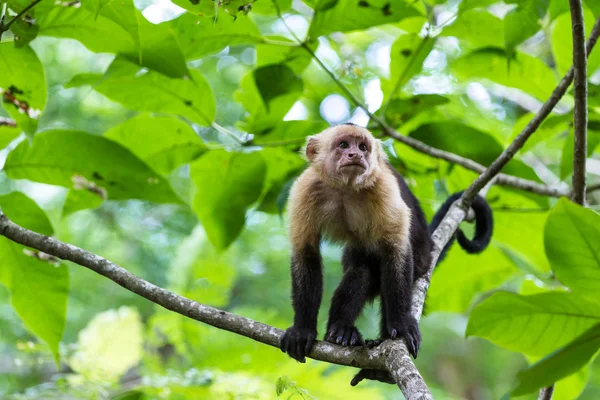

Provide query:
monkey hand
left=388, top=314, right=421, bottom=358
left=280, top=326, right=317, bottom=363
left=324, top=324, right=364, bottom=346
left=350, top=369, right=395, bottom=386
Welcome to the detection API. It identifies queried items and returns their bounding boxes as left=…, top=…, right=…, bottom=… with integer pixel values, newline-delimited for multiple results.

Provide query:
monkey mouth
left=340, top=162, right=367, bottom=169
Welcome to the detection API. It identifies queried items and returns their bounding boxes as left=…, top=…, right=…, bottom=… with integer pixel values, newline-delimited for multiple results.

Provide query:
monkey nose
left=348, top=153, right=356, bottom=158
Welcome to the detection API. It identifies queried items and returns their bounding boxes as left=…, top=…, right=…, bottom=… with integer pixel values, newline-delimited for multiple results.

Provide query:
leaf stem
left=0, top=0, right=42, bottom=41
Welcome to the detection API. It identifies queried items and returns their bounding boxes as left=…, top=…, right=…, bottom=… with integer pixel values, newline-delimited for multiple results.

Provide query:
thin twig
left=570, top=0, right=588, bottom=205
left=0, top=0, right=42, bottom=40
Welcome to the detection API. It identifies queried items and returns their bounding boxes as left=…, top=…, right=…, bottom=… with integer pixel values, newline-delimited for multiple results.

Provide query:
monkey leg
left=380, top=243, right=421, bottom=358
left=324, top=247, right=376, bottom=346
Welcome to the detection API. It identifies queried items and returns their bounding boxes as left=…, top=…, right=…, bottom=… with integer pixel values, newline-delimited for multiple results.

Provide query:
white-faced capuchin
left=279, top=123, right=493, bottom=381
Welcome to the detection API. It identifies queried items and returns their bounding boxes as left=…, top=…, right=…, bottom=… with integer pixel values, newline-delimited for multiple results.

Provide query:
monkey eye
left=339, top=141, right=349, bottom=149
left=359, top=143, right=367, bottom=151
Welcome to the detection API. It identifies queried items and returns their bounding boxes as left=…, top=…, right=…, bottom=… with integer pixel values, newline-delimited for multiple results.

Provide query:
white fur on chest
left=319, top=188, right=410, bottom=244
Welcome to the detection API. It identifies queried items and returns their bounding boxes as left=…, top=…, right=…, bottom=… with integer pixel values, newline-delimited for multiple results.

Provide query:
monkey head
left=303, top=124, right=386, bottom=189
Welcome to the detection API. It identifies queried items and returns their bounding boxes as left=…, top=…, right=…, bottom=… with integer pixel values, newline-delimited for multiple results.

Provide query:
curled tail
left=430, top=191, right=493, bottom=264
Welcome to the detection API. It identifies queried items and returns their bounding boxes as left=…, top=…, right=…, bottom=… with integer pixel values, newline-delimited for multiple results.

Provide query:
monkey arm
left=279, top=243, right=323, bottom=363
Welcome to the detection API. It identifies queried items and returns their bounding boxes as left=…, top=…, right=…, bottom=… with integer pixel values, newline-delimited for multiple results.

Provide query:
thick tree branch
left=570, top=0, right=588, bottom=205
left=0, top=214, right=390, bottom=369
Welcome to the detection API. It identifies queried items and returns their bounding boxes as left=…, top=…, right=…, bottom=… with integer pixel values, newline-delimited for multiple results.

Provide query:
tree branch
left=0, top=0, right=42, bottom=41
left=461, top=15, right=600, bottom=202
left=570, top=0, right=588, bottom=205
left=0, top=214, right=389, bottom=369
left=538, top=386, right=555, bottom=400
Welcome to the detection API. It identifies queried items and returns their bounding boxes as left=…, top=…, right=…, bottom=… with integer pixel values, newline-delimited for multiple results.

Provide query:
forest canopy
left=1, top=0, right=600, bottom=399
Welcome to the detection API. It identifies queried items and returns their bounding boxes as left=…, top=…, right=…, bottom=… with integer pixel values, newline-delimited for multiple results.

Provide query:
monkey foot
left=350, top=369, right=395, bottom=386
left=387, top=314, right=421, bottom=358
left=324, top=324, right=364, bottom=346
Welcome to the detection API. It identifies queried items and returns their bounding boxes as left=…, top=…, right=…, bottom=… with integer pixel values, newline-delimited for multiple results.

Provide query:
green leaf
left=190, top=151, right=267, bottom=251
left=0, top=192, right=68, bottom=364
left=62, top=189, right=104, bottom=217
left=234, top=40, right=315, bottom=133
left=551, top=9, right=600, bottom=76
left=11, top=19, right=40, bottom=47
left=70, top=307, right=143, bottom=383
left=428, top=245, right=516, bottom=313
left=4, top=130, right=182, bottom=204
left=254, top=65, right=303, bottom=112
left=381, top=34, right=434, bottom=102
left=0, top=43, right=46, bottom=136
left=466, top=291, right=600, bottom=356
left=169, top=13, right=263, bottom=60
left=451, top=49, right=557, bottom=101
left=253, top=120, right=328, bottom=143
left=512, top=323, right=600, bottom=396
left=67, top=57, right=215, bottom=126
left=257, top=148, right=305, bottom=214
left=0, top=124, right=21, bottom=150
left=38, top=1, right=188, bottom=78
left=308, top=0, right=422, bottom=38
left=104, top=114, right=207, bottom=175
left=459, top=0, right=498, bottom=12
left=504, top=6, right=540, bottom=56
left=442, top=9, right=503, bottom=50
left=545, top=198, right=600, bottom=294
left=384, top=95, right=449, bottom=126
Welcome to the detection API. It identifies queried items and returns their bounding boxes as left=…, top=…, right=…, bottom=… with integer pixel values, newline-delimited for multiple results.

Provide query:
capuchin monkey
left=279, top=123, right=493, bottom=383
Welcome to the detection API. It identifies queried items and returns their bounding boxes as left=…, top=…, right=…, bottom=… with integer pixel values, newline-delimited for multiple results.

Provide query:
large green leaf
left=104, top=114, right=207, bottom=175
left=0, top=192, right=68, bottom=363
left=38, top=0, right=188, bottom=77
left=4, top=130, right=182, bottom=204
left=234, top=41, right=314, bottom=133
left=512, top=323, right=600, bottom=396
left=504, top=5, right=541, bottom=56
left=253, top=65, right=303, bottom=112
left=466, top=291, right=600, bottom=356
left=256, top=148, right=305, bottom=214
left=384, top=95, right=449, bottom=126
left=451, top=49, right=557, bottom=101
left=253, top=120, right=328, bottom=143
left=381, top=34, right=434, bottom=102
left=551, top=9, right=600, bottom=76
left=442, top=9, right=503, bottom=50
left=66, top=57, right=215, bottom=126
left=428, top=245, right=516, bottom=313
left=545, top=198, right=600, bottom=294
left=0, top=43, right=46, bottom=136
left=169, top=13, right=263, bottom=60
left=190, top=151, right=267, bottom=251
left=409, top=121, right=540, bottom=180
left=308, top=0, right=422, bottom=38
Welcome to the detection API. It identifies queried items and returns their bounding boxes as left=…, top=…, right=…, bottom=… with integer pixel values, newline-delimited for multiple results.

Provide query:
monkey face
left=305, top=124, right=384, bottom=189
left=330, top=134, right=370, bottom=175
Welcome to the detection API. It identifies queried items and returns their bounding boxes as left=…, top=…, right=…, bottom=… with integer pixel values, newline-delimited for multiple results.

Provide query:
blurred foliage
left=1, top=0, right=600, bottom=399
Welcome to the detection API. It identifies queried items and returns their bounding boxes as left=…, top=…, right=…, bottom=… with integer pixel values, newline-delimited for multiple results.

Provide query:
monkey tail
left=429, top=191, right=493, bottom=264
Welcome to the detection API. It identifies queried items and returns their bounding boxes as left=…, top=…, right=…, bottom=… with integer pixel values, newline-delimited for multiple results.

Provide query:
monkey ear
left=305, top=137, right=319, bottom=162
